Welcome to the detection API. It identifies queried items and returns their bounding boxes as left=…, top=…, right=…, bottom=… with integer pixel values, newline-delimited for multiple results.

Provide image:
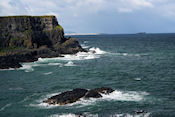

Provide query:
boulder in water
left=92, top=87, right=114, bottom=94
left=44, top=88, right=88, bottom=105
left=84, top=90, right=102, bottom=98
left=44, top=87, right=114, bottom=105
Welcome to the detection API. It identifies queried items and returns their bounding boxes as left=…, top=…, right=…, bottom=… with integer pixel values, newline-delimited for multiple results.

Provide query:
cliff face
left=0, top=15, right=86, bottom=69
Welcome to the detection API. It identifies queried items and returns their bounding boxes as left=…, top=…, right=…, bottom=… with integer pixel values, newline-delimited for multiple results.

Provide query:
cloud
left=0, top=0, right=175, bottom=33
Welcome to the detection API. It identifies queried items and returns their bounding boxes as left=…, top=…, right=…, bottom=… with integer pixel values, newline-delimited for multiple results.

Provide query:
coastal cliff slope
left=0, top=15, right=85, bottom=69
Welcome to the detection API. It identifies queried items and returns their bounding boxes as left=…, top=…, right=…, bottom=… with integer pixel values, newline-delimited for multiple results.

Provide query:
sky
left=0, top=0, right=175, bottom=34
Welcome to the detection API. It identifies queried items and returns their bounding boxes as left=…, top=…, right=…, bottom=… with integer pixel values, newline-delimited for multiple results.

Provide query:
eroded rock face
left=0, top=15, right=86, bottom=69
left=44, top=87, right=114, bottom=105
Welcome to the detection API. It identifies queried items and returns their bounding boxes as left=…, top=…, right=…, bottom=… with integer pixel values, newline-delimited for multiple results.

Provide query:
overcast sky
left=0, top=0, right=175, bottom=34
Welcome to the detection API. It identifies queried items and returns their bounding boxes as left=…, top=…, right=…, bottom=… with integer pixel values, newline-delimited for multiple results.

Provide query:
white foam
left=84, top=41, right=89, bottom=44
left=110, top=52, right=141, bottom=57
left=49, top=113, right=78, bottom=117
left=48, top=113, right=151, bottom=117
left=0, top=103, right=12, bottom=111
left=89, top=47, right=106, bottom=54
left=19, top=64, right=35, bottom=72
left=134, top=78, right=141, bottom=81
left=64, top=61, right=76, bottom=66
left=110, top=113, right=151, bottom=117
left=1, top=46, right=107, bottom=71
left=43, top=72, right=53, bottom=75
left=9, top=87, right=23, bottom=91
left=48, top=63, right=62, bottom=66
left=101, top=90, right=148, bottom=102
left=36, top=90, right=149, bottom=109
left=0, top=68, right=15, bottom=71
left=81, top=44, right=90, bottom=49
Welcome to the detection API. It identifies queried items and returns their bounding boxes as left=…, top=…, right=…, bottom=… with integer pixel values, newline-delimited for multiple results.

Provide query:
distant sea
left=0, top=34, right=175, bottom=117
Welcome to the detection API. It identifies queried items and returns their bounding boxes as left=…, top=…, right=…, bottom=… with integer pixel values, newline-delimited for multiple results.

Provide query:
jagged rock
left=44, top=88, right=88, bottom=105
left=92, top=87, right=114, bottom=94
left=0, top=56, right=22, bottom=69
left=44, top=87, right=114, bottom=105
left=84, top=90, right=102, bottom=98
left=0, top=15, right=86, bottom=69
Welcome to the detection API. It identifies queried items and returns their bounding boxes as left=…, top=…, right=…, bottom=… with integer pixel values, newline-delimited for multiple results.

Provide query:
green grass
left=55, top=24, right=64, bottom=31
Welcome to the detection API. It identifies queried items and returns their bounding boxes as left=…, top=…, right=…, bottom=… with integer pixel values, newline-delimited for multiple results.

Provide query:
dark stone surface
left=92, top=87, right=114, bottom=94
left=44, top=87, right=114, bottom=105
left=84, top=90, right=102, bottom=98
left=44, top=88, right=88, bottom=105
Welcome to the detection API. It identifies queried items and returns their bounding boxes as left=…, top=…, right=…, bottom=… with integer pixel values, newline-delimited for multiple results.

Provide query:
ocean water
left=0, top=34, right=175, bottom=117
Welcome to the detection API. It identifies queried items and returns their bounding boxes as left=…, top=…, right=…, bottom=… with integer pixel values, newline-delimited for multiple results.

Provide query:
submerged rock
left=44, top=87, right=114, bottom=105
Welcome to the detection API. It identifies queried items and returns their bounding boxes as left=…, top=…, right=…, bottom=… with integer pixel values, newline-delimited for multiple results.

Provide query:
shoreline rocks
left=44, top=87, right=114, bottom=105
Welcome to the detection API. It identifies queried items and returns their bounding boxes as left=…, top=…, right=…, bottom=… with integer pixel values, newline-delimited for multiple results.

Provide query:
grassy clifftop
left=0, top=15, right=64, bottom=54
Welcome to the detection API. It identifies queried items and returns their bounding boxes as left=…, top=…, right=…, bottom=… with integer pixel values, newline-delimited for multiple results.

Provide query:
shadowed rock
left=84, top=90, right=102, bottom=98
left=92, top=87, right=114, bottom=94
left=44, top=87, right=114, bottom=105
left=44, top=88, right=88, bottom=105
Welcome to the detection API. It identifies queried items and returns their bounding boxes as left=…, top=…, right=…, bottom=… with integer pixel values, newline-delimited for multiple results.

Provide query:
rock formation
left=44, top=87, right=114, bottom=105
left=0, top=15, right=86, bottom=69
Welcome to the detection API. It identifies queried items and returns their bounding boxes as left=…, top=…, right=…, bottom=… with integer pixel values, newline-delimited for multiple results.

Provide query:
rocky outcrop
left=44, top=87, right=114, bottom=105
left=44, top=88, right=88, bottom=105
left=0, top=15, right=86, bottom=69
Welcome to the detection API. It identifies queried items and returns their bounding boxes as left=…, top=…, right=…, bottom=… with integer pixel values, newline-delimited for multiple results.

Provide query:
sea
left=0, top=34, right=175, bottom=117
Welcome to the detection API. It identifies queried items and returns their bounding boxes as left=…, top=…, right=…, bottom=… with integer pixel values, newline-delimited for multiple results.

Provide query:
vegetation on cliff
left=0, top=15, right=86, bottom=69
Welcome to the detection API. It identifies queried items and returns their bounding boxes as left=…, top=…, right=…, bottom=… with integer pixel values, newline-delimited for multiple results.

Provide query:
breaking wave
left=31, top=90, right=149, bottom=109
left=48, top=112, right=151, bottom=117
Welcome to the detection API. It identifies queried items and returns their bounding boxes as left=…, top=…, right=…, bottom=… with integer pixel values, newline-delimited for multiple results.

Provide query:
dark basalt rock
left=0, top=56, right=22, bottom=69
left=44, top=88, right=88, bottom=105
left=44, top=87, right=114, bottom=105
left=92, top=87, right=114, bottom=94
left=84, top=90, right=102, bottom=98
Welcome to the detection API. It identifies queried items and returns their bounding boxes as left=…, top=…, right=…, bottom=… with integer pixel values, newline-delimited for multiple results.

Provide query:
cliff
left=0, top=15, right=86, bottom=69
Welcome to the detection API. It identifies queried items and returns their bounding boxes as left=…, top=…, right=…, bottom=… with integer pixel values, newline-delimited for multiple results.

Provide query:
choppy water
left=0, top=34, right=175, bottom=117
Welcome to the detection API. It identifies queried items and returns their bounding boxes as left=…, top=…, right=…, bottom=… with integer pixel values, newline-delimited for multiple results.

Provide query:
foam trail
left=110, top=52, right=141, bottom=57
left=49, top=114, right=77, bottom=117
left=81, top=44, right=90, bottom=49
left=9, top=87, right=23, bottom=91
left=43, top=72, right=53, bottom=75
left=48, top=113, right=151, bottom=117
left=64, top=61, right=76, bottom=66
left=0, top=103, right=12, bottom=111
left=48, top=63, right=62, bottom=66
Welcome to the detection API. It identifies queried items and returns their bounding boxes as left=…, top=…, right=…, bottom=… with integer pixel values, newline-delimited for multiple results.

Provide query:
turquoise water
left=0, top=34, right=175, bottom=117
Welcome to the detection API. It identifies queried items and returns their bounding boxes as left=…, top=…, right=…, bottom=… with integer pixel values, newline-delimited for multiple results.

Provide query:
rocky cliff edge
left=0, top=15, right=86, bottom=69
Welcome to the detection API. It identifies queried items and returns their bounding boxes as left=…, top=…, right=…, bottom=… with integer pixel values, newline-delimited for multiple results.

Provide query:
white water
left=43, top=72, right=53, bottom=75
left=64, top=61, right=76, bottom=66
left=0, top=103, right=12, bottom=111
left=16, top=47, right=107, bottom=72
left=48, top=113, right=151, bottom=117
left=32, top=90, right=149, bottom=109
